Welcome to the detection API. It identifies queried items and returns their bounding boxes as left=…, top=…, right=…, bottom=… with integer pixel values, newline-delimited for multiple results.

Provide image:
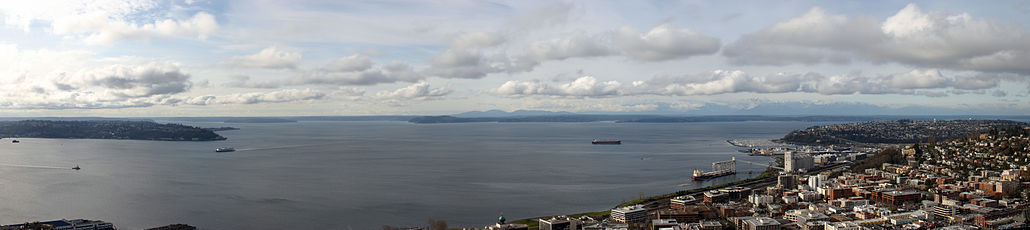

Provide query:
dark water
left=0, top=121, right=833, bottom=229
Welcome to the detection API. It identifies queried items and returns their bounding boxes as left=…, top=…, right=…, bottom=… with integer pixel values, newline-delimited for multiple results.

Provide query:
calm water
left=0, top=121, right=834, bottom=229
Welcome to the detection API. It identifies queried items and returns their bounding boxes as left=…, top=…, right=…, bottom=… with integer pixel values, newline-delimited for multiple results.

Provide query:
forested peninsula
left=0, top=120, right=228, bottom=141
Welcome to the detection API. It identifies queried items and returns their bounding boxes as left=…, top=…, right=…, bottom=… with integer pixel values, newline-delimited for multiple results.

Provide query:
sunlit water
left=0, top=121, right=837, bottom=229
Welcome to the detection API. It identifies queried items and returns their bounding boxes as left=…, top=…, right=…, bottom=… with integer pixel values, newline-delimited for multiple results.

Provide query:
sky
left=0, top=0, right=1028, bottom=116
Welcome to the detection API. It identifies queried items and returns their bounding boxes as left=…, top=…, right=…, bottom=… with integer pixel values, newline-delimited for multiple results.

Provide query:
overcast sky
left=1, top=0, right=1028, bottom=116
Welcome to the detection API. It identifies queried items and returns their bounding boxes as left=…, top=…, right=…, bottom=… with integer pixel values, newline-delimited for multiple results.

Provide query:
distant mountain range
left=0, top=101, right=1026, bottom=124
left=452, top=110, right=577, bottom=117
left=408, top=114, right=1030, bottom=124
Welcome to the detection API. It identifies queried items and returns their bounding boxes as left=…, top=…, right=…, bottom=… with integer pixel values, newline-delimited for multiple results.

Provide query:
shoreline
left=507, top=168, right=777, bottom=228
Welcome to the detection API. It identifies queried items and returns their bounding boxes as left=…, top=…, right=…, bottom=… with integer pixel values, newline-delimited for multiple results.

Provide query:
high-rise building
left=786, top=152, right=815, bottom=173
left=808, top=174, right=828, bottom=189
left=778, top=175, right=797, bottom=189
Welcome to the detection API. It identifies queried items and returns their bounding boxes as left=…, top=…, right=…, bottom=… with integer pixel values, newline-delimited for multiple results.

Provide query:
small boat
left=215, top=147, right=236, bottom=152
left=11, top=140, right=19, bottom=143
left=591, top=139, right=621, bottom=145
left=72, top=165, right=80, bottom=170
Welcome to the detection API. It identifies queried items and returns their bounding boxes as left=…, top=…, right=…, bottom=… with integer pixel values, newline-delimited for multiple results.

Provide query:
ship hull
left=692, top=172, right=736, bottom=181
left=592, top=141, right=621, bottom=144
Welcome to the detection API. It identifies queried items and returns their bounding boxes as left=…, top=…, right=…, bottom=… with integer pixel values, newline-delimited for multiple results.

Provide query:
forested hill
left=0, top=120, right=227, bottom=141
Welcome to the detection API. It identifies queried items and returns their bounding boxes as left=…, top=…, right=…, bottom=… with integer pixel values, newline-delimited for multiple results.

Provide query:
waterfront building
left=718, top=187, right=750, bottom=200
left=484, top=215, right=529, bottom=230
left=539, top=216, right=579, bottom=230
left=702, top=190, right=729, bottom=203
left=0, top=219, right=114, bottom=230
left=670, top=195, right=697, bottom=210
left=611, top=205, right=649, bottom=223
left=483, top=223, right=529, bottom=230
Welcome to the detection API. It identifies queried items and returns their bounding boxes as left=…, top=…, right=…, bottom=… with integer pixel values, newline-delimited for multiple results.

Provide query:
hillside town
left=781, top=120, right=1026, bottom=146
left=469, top=125, right=1030, bottom=230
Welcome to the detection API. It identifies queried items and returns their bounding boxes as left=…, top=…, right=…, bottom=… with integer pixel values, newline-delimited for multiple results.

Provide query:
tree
left=427, top=219, right=447, bottom=230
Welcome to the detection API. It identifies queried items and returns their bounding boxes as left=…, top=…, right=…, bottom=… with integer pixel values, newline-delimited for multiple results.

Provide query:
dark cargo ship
left=591, top=139, right=621, bottom=144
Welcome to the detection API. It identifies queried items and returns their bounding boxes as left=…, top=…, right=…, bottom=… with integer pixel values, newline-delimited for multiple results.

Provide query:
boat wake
left=235, top=142, right=342, bottom=152
left=0, top=163, right=73, bottom=170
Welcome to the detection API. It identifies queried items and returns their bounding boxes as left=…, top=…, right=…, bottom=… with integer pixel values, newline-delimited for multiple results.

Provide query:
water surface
left=0, top=121, right=831, bottom=229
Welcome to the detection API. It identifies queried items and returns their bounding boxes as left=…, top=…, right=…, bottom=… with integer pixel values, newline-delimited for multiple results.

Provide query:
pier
left=692, top=157, right=783, bottom=181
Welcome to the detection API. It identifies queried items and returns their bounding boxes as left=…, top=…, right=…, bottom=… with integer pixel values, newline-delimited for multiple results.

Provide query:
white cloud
left=333, top=87, right=366, bottom=100
left=657, top=70, right=815, bottom=96
left=79, top=63, right=193, bottom=98
left=0, top=0, right=159, bottom=31
left=495, top=76, right=622, bottom=98
left=528, top=33, right=612, bottom=61
left=423, top=32, right=520, bottom=79
left=374, top=82, right=452, bottom=101
left=224, top=54, right=423, bottom=88
left=182, top=88, right=326, bottom=105
left=494, top=69, right=1007, bottom=98
left=724, top=4, right=1030, bottom=74
left=53, top=12, right=218, bottom=45
left=886, top=69, right=949, bottom=89
left=223, top=46, right=301, bottom=69
left=612, top=24, right=720, bottom=61
left=326, top=54, right=374, bottom=72
left=0, top=1, right=217, bottom=44
left=223, top=74, right=281, bottom=88
left=447, top=32, right=505, bottom=50
left=992, top=90, right=1007, bottom=97
left=0, top=45, right=194, bottom=109
left=296, top=60, right=422, bottom=86
left=723, top=7, right=881, bottom=65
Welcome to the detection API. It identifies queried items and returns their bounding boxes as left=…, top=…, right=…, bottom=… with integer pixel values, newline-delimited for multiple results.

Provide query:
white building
left=798, top=191, right=821, bottom=202
left=786, top=151, right=815, bottom=173
left=784, top=209, right=830, bottom=223
left=611, top=205, right=648, bottom=223
left=825, top=222, right=860, bottom=230
left=742, top=217, right=780, bottom=230
left=808, top=174, right=828, bottom=189
left=749, top=194, right=775, bottom=206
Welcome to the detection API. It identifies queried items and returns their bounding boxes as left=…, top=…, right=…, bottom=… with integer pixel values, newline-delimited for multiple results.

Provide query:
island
left=780, top=119, right=1027, bottom=145
left=0, top=120, right=228, bottom=141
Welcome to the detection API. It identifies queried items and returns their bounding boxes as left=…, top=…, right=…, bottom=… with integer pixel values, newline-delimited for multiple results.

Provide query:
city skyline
left=1, top=0, right=1028, bottom=116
